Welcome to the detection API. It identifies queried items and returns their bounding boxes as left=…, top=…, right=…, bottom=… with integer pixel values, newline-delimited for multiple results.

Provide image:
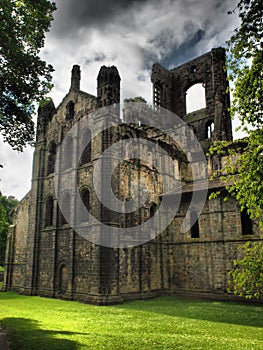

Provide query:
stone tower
left=70, top=65, right=81, bottom=91
left=97, top=65, right=121, bottom=107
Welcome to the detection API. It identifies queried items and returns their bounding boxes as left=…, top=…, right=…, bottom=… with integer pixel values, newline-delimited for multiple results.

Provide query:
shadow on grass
left=117, top=296, right=263, bottom=328
left=1, top=317, right=81, bottom=350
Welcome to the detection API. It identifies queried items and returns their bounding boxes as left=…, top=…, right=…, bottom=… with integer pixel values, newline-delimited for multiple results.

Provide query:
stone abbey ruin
left=3, top=48, right=262, bottom=304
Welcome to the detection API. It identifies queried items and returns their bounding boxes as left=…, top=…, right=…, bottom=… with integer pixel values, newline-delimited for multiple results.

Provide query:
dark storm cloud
left=47, top=0, right=238, bottom=81
left=52, top=0, right=158, bottom=36
left=51, top=0, right=236, bottom=69
left=47, top=0, right=238, bottom=102
left=160, top=29, right=206, bottom=68
left=143, top=0, right=234, bottom=69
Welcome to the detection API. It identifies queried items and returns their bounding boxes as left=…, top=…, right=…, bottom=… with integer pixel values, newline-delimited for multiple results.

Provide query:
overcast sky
left=0, top=0, right=240, bottom=200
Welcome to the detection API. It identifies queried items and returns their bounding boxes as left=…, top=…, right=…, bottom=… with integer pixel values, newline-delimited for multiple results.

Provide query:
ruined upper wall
left=151, top=48, right=232, bottom=147
left=36, top=66, right=97, bottom=144
left=36, top=65, right=121, bottom=145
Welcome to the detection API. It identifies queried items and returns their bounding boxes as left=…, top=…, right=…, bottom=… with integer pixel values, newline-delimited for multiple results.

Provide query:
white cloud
left=0, top=136, right=33, bottom=200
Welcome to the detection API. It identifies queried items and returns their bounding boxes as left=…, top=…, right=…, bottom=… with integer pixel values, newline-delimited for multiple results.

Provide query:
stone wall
left=4, top=49, right=262, bottom=304
left=163, top=194, right=261, bottom=295
left=4, top=192, right=31, bottom=291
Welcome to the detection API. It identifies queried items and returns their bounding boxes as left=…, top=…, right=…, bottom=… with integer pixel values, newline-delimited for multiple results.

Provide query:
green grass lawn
left=0, top=292, right=262, bottom=350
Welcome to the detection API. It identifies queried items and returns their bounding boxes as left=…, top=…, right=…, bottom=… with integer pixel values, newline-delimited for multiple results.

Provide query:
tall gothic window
left=47, top=142, right=56, bottom=175
left=205, top=121, right=214, bottom=139
left=45, top=196, right=54, bottom=227
left=78, top=188, right=91, bottom=223
left=66, top=101, right=75, bottom=121
left=190, top=209, right=200, bottom=238
left=79, top=128, right=91, bottom=166
left=241, top=209, right=253, bottom=235
left=185, top=83, right=206, bottom=114
left=62, top=136, right=73, bottom=170
left=150, top=203, right=158, bottom=219
left=58, top=192, right=70, bottom=226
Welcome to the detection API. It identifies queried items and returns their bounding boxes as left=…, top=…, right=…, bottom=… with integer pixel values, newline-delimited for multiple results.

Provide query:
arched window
left=62, top=136, right=73, bottom=170
left=47, top=142, right=56, bottom=175
left=59, top=264, right=68, bottom=294
left=185, top=83, right=206, bottom=114
left=45, top=196, right=53, bottom=227
left=205, top=121, right=214, bottom=139
left=150, top=203, right=158, bottom=218
left=66, top=101, right=74, bottom=121
left=78, top=188, right=91, bottom=223
left=59, top=192, right=70, bottom=226
left=241, top=209, right=253, bottom=235
left=190, top=209, right=200, bottom=238
left=79, top=128, right=91, bottom=166
left=189, top=65, right=197, bottom=73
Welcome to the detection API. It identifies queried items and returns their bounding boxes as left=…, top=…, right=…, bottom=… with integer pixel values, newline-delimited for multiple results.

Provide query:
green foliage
left=228, top=241, right=263, bottom=299
left=227, top=130, right=263, bottom=222
left=0, top=194, right=18, bottom=265
left=0, top=195, right=18, bottom=224
left=124, top=96, right=147, bottom=103
left=231, top=51, right=263, bottom=128
left=227, top=0, right=262, bottom=128
left=0, top=0, right=56, bottom=151
left=0, top=201, right=9, bottom=266
left=222, top=0, right=263, bottom=226
left=210, top=0, right=263, bottom=299
left=210, top=134, right=263, bottom=226
left=0, top=293, right=263, bottom=349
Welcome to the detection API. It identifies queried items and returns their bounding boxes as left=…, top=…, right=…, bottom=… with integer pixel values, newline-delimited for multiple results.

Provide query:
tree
left=210, top=0, right=263, bottom=298
left=0, top=201, right=8, bottom=267
left=124, top=96, right=147, bottom=103
left=0, top=0, right=56, bottom=151
left=224, top=0, right=263, bottom=225
left=0, top=195, right=18, bottom=223
left=228, top=241, right=263, bottom=299
left=0, top=194, right=18, bottom=266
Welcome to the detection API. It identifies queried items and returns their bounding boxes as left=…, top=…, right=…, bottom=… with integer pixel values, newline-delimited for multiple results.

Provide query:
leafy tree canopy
left=210, top=0, right=263, bottom=299
left=124, top=96, right=147, bottom=103
left=210, top=0, right=263, bottom=226
left=0, top=0, right=56, bottom=151
left=0, top=194, right=18, bottom=223
left=0, top=201, right=8, bottom=266
left=228, top=241, right=263, bottom=299
left=0, top=194, right=18, bottom=266
left=227, top=0, right=263, bottom=129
